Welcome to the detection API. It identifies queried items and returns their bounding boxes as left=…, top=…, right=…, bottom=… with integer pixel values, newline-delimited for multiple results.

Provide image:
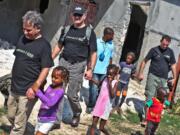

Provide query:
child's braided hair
left=54, top=66, right=69, bottom=85
left=107, top=64, right=118, bottom=76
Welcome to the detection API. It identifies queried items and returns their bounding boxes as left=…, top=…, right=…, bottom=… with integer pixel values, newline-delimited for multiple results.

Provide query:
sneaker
left=117, top=107, right=122, bottom=115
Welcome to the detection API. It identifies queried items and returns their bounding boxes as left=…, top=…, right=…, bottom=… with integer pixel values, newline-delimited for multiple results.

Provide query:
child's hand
left=26, top=88, right=35, bottom=99
left=107, top=75, right=113, bottom=83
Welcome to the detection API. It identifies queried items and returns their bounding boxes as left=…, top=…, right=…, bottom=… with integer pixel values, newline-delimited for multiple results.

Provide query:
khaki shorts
left=145, top=73, right=168, bottom=100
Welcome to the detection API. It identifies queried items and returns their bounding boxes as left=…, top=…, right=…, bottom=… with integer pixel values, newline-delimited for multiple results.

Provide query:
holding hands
left=26, top=81, right=40, bottom=99
left=26, top=88, right=35, bottom=99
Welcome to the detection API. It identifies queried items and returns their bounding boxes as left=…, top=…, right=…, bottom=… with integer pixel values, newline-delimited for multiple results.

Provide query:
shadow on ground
left=62, top=86, right=90, bottom=124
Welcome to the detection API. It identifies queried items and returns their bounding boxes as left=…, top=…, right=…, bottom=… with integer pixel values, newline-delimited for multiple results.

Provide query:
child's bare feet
left=117, top=107, right=122, bottom=115
left=110, top=107, right=117, bottom=115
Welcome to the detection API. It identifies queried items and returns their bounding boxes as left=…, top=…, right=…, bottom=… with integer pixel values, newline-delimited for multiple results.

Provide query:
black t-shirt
left=58, top=25, right=97, bottom=62
left=11, top=36, right=54, bottom=95
left=145, top=46, right=176, bottom=79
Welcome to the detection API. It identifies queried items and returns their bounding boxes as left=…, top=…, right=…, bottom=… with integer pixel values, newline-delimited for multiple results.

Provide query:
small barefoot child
left=114, top=52, right=136, bottom=112
left=90, top=64, right=118, bottom=135
left=145, top=87, right=170, bottom=135
left=34, top=66, right=69, bottom=135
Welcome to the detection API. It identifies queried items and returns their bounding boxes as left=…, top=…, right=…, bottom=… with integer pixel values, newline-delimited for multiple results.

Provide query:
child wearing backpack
left=145, top=87, right=170, bottom=135
left=90, top=64, right=118, bottom=135
left=34, top=66, right=69, bottom=135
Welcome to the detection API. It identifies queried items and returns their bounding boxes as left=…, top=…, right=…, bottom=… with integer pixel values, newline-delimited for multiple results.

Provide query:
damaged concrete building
left=0, top=0, right=180, bottom=100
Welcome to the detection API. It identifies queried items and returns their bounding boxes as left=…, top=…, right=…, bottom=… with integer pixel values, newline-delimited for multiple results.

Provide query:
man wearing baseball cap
left=73, top=5, right=86, bottom=15
left=52, top=5, right=97, bottom=127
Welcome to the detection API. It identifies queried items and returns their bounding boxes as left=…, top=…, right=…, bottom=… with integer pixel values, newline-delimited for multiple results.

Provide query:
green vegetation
left=0, top=102, right=180, bottom=135
left=157, top=100, right=180, bottom=135
left=124, top=110, right=140, bottom=124
left=157, top=113, right=180, bottom=135
left=110, top=110, right=140, bottom=124
left=109, top=111, right=143, bottom=135
left=109, top=108, right=180, bottom=135
left=171, top=99, right=180, bottom=115
left=0, top=108, right=9, bottom=135
left=0, top=108, right=6, bottom=116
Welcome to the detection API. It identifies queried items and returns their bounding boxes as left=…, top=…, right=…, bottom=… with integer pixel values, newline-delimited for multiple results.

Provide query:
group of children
left=31, top=51, right=169, bottom=135
left=89, top=52, right=170, bottom=135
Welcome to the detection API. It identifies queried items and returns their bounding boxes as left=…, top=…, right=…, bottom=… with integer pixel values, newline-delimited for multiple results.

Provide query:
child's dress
left=92, top=78, right=117, bottom=120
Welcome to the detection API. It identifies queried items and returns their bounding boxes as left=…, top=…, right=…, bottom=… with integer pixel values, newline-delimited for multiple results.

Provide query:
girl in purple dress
left=90, top=64, right=118, bottom=135
left=34, top=66, right=69, bottom=135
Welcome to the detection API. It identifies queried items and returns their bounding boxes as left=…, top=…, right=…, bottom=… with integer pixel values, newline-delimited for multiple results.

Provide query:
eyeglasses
left=73, top=13, right=83, bottom=17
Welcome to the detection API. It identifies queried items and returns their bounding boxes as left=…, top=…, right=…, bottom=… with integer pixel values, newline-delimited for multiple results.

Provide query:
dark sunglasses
left=73, top=13, right=83, bottom=17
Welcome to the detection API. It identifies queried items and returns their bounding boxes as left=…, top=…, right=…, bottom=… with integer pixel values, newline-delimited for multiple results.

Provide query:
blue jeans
left=88, top=73, right=106, bottom=108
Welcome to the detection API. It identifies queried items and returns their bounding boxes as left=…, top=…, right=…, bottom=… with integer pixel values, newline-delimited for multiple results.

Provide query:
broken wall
left=0, top=0, right=40, bottom=44
left=0, top=0, right=114, bottom=46
left=139, top=0, right=180, bottom=98
left=95, top=0, right=131, bottom=64
left=48, top=0, right=114, bottom=47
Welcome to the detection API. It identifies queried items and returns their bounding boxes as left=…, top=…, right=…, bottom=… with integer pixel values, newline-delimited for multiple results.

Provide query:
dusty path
left=0, top=79, right=145, bottom=135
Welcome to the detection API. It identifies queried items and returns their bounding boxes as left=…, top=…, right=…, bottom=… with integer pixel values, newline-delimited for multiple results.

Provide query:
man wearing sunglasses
left=52, top=5, right=97, bottom=127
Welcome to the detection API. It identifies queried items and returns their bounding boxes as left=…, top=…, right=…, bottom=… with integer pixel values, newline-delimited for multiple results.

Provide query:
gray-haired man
left=7, top=10, right=53, bottom=135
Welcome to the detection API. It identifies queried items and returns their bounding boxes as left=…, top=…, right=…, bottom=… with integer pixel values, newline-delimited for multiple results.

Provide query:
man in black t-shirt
left=52, top=5, right=97, bottom=127
left=7, top=11, right=54, bottom=135
left=138, top=35, right=176, bottom=99
left=138, top=35, right=176, bottom=125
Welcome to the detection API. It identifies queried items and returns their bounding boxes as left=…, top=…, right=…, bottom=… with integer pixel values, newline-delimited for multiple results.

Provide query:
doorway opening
left=39, top=0, right=49, bottom=14
left=120, top=4, right=147, bottom=63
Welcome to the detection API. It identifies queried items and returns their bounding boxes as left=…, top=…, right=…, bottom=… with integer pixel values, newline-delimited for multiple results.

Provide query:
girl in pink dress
left=90, top=64, right=118, bottom=135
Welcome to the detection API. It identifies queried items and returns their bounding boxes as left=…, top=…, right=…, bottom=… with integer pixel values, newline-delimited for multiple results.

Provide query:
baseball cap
left=72, top=5, right=86, bottom=15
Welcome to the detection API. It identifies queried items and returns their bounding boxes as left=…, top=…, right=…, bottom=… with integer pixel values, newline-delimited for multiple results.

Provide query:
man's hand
left=138, top=60, right=146, bottom=81
left=168, top=78, right=176, bottom=87
left=84, top=70, right=93, bottom=80
left=26, top=88, right=35, bottom=99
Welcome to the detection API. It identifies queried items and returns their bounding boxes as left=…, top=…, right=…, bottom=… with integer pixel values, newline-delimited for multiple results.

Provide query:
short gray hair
left=22, top=10, right=43, bottom=29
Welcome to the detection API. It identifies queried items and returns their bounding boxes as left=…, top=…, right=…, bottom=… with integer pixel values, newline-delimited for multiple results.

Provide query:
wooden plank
left=168, top=54, right=180, bottom=105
